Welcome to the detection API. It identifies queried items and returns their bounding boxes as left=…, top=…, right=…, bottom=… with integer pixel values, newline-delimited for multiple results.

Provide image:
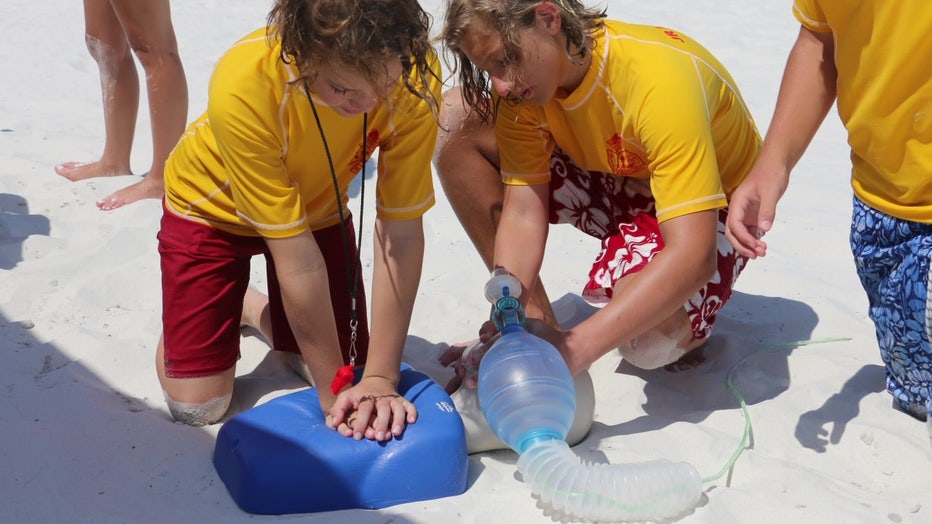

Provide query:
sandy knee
left=163, top=392, right=232, bottom=426
left=439, top=86, right=468, bottom=124
left=434, top=86, right=496, bottom=163
left=435, top=88, right=470, bottom=153
left=619, top=308, right=705, bottom=370
left=619, top=330, right=693, bottom=370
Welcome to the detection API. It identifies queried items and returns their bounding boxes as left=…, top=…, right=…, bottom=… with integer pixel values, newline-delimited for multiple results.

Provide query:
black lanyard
left=303, top=83, right=366, bottom=382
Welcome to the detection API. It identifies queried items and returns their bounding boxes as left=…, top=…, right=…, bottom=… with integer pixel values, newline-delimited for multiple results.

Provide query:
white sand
left=1, top=1, right=929, bottom=522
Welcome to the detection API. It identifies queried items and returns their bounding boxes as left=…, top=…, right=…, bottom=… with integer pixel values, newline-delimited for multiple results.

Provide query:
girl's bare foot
left=240, top=287, right=273, bottom=343
left=55, top=160, right=132, bottom=181
left=96, top=173, right=163, bottom=211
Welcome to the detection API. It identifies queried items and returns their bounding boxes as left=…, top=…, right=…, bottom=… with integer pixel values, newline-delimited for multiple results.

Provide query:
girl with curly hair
left=156, top=0, right=440, bottom=443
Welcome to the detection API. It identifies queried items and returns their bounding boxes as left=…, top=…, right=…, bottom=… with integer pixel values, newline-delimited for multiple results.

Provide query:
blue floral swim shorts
left=850, top=197, right=932, bottom=418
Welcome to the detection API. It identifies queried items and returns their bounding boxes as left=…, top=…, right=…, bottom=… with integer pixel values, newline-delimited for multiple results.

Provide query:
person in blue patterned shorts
left=725, top=1, right=932, bottom=420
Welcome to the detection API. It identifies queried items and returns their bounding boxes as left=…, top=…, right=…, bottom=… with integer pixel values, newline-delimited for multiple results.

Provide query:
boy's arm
left=493, top=182, right=551, bottom=311
left=726, top=26, right=837, bottom=257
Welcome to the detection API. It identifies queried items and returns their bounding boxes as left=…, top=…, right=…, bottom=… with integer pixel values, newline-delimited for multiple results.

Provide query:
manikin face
left=308, top=59, right=403, bottom=116
left=458, top=7, right=569, bottom=105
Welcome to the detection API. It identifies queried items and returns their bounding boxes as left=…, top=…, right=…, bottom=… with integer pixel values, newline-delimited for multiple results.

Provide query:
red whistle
left=330, top=364, right=355, bottom=394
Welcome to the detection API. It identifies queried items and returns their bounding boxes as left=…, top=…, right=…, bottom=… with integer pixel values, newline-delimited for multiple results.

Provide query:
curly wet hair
left=267, top=0, right=438, bottom=112
left=440, top=0, right=605, bottom=123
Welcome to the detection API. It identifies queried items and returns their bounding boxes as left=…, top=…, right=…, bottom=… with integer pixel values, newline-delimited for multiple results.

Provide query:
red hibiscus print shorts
left=547, top=147, right=748, bottom=340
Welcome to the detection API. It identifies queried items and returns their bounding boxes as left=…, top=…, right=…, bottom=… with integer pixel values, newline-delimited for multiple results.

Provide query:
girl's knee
left=163, top=392, right=232, bottom=426
left=437, top=86, right=490, bottom=142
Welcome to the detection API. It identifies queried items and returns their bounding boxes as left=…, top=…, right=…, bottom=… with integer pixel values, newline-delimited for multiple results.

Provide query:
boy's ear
left=535, top=1, right=563, bottom=34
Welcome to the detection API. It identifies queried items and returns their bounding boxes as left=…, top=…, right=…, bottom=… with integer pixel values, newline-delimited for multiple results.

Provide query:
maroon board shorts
left=158, top=206, right=368, bottom=378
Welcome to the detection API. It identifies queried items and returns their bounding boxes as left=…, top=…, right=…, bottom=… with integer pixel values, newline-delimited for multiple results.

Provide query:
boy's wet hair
left=267, top=0, right=438, bottom=112
left=441, top=0, right=605, bottom=123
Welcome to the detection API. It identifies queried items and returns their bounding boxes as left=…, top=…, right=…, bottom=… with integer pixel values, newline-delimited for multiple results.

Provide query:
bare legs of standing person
left=56, top=0, right=188, bottom=211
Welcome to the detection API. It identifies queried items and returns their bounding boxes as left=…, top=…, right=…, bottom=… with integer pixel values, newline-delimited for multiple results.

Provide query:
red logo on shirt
left=606, top=134, right=647, bottom=175
left=349, top=129, right=380, bottom=175
left=661, top=29, right=685, bottom=43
